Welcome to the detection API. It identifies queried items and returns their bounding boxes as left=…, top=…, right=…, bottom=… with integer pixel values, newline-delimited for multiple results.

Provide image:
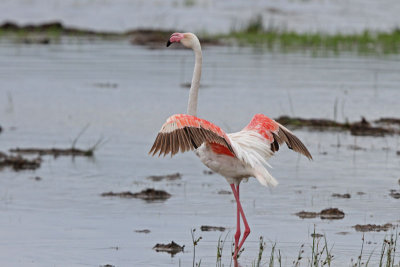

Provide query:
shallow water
left=1, top=0, right=400, bottom=34
left=0, top=41, right=400, bottom=266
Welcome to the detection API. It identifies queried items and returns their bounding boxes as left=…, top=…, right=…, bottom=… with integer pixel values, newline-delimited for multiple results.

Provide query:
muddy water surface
left=0, top=41, right=399, bottom=266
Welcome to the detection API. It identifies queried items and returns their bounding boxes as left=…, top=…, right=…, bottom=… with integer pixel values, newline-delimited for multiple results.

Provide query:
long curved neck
left=187, top=44, right=202, bottom=116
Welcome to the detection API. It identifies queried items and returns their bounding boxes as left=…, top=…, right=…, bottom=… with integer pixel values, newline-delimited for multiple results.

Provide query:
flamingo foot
left=230, top=183, right=250, bottom=259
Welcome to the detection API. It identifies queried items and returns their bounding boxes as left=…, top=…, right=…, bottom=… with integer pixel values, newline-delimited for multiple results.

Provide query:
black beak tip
left=166, top=40, right=172, bottom=47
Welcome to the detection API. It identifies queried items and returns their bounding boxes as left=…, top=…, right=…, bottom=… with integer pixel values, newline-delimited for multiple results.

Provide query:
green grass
left=220, top=29, right=400, bottom=55
left=189, top=226, right=399, bottom=267
left=215, top=14, right=400, bottom=54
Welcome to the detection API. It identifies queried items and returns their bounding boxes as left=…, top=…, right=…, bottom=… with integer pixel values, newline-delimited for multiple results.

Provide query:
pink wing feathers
left=244, top=114, right=312, bottom=160
left=149, top=114, right=235, bottom=157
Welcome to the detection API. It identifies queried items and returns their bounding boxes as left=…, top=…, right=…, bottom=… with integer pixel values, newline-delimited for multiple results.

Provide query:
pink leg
left=232, top=185, right=241, bottom=254
left=230, top=184, right=251, bottom=259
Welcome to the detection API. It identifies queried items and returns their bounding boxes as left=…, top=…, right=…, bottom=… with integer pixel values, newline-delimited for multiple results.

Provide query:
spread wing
left=243, top=114, right=312, bottom=160
left=149, top=114, right=235, bottom=157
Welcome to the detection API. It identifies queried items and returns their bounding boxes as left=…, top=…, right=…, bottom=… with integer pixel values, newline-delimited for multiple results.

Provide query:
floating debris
left=347, top=145, right=366, bottom=151
left=389, top=190, right=400, bottom=199
left=353, top=223, right=393, bottom=232
left=311, top=233, right=324, bottom=238
left=10, top=147, right=95, bottom=157
left=101, top=189, right=171, bottom=201
left=0, top=152, right=41, bottom=171
left=147, top=172, right=181, bottom=182
left=203, top=170, right=214, bottom=175
left=99, top=265, right=115, bottom=267
left=357, top=192, right=366, bottom=195
left=217, top=190, right=232, bottom=195
left=295, top=208, right=345, bottom=220
left=135, top=229, right=151, bottom=234
left=93, top=82, right=118, bottom=89
left=397, top=151, right=400, bottom=156
left=30, top=176, right=42, bottom=181
left=153, top=241, right=184, bottom=255
left=332, top=193, right=351, bottom=199
left=336, top=232, right=351, bottom=235
left=200, top=225, right=226, bottom=232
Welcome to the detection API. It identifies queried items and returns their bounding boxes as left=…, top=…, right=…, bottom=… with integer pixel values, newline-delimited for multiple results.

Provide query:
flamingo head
left=166, top=32, right=200, bottom=49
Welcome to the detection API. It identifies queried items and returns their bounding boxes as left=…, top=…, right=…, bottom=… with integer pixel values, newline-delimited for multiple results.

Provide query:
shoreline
left=1, top=21, right=400, bottom=54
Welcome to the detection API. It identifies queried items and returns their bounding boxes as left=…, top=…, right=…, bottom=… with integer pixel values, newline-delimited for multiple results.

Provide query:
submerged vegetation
left=2, top=19, right=400, bottom=54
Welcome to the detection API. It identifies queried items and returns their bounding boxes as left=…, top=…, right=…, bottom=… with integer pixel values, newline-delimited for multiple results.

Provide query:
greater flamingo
left=150, top=32, right=312, bottom=259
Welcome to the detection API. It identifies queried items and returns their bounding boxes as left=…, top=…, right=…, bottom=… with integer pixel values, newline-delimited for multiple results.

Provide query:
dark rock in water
left=295, top=208, right=345, bottom=220
left=0, top=152, right=41, bottom=171
left=397, top=151, right=400, bottom=156
left=357, top=191, right=366, bottom=195
left=101, top=189, right=171, bottom=201
left=153, top=241, right=184, bottom=255
left=353, top=223, right=393, bottom=232
left=0, top=125, right=2, bottom=133
left=30, top=176, right=42, bottom=181
left=332, top=193, right=351, bottom=199
left=389, top=189, right=400, bottom=199
left=135, top=229, right=151, bottom=234
left=295, top=211, right=319, bottom=219
left=200, top=225, right=226, bottom=232
left=147, top=172, right=181, bottom=182
left=217, top=190, right=232, bottom=195
left=99, top=265, right=115, bottom=267
left=203, top=170, right=214, bottom=175
left=320, top=208, right=345, bottom=220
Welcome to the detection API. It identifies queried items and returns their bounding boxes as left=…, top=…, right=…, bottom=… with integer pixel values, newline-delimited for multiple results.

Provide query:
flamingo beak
left=166, top=40, right=172, bottom=47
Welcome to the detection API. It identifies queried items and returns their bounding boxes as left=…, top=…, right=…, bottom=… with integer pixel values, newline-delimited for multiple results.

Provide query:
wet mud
left=153, top=241, right=184, bottom=255
left=135, top=229, right=151, bottom=234
left=200, top=225, right=226, bottom=232
left=101, top=189, right=171, bottom=201
left=353, top=223, right=394, bottom=232
left=276, top=116, right=400, bottom=137
left=295, top=208, right=345, bottom=220
left=10, top=147, right=94, bottom=157
left=147, top=172, right=181, bottom=182
left=0, top=152, right=41, bottom=171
